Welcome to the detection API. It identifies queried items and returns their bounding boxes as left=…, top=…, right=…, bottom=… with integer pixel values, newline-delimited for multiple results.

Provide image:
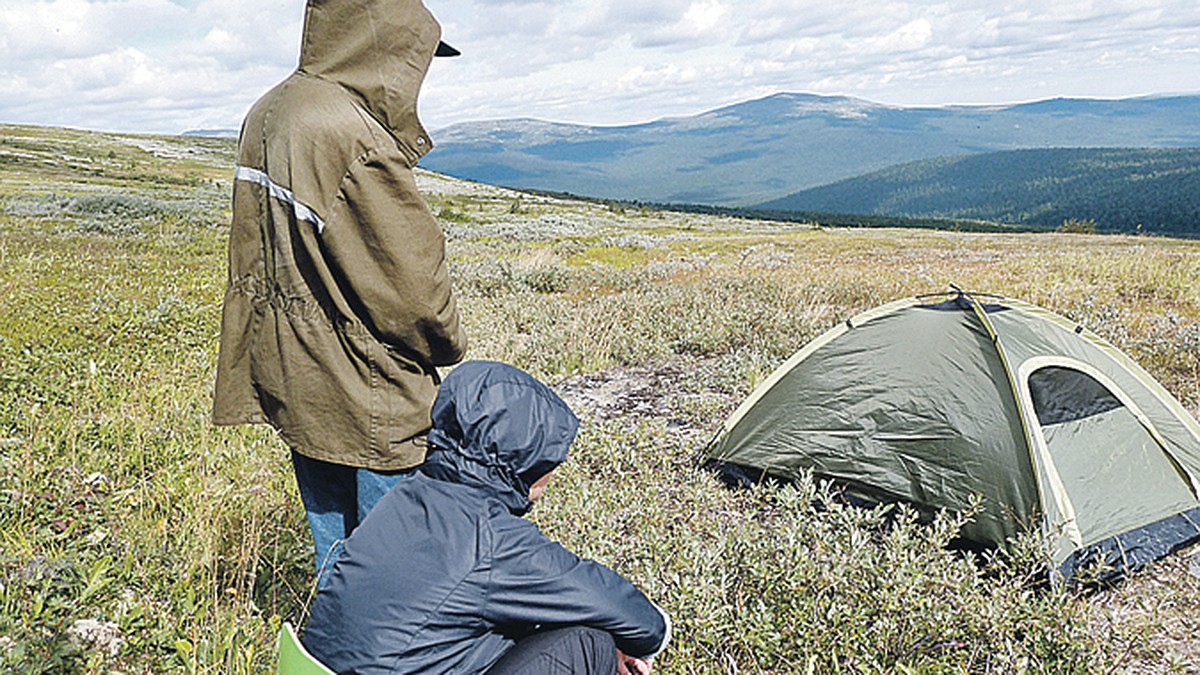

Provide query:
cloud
left=192, top=0, right=303, bottom=67
left=627, top=1, right=732, bottom=49
left=0, top=0, right=301, bottom=132
left=738, top=0, right=915, bottom=44
left=862, top=18, right=933, bottom=54
left=446, top=0, right=1198, bottom=124
left=0, top=0, right=186, bottom=61
left=1, top=0, right=1198, bottom=134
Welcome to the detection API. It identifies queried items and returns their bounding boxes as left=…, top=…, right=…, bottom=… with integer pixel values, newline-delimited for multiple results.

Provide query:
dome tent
left=705, top=290, right=1200, bottom=581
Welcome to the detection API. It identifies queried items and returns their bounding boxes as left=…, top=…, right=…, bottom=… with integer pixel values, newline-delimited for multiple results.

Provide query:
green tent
left=706, top=291, right=1200, bottom=580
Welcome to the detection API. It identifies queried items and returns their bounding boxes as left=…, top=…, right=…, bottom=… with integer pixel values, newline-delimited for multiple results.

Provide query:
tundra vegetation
left=1, top=124, right=1199, bottom=673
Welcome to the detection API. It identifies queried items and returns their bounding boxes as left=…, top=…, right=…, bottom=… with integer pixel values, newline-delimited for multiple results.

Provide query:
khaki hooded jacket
left=213, top=0, right=467, bottom=470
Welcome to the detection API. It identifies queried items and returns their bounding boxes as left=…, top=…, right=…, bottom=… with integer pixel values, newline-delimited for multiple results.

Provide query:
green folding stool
left=277, top=623, right=334, bottom=675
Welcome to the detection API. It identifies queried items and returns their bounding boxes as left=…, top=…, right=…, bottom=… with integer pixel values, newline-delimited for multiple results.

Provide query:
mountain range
left=420, top=93, right=1200, bottom=209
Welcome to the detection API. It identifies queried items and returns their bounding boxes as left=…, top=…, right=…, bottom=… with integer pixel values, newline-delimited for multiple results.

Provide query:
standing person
left=302, top=361, right=671, bottom=674
left=212, top=0, right=468, bottom=588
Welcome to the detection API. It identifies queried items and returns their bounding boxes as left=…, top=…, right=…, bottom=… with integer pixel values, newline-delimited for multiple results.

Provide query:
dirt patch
left=552, top=357, right=733, bottom=451
left=554, top=360, right=691, bottom=421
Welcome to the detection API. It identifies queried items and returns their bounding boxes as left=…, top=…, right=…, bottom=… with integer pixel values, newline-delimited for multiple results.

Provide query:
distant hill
left=754, top=148, right=1200, bottom=236
left=182, top=128, right=239, bottom=138
left=421, top=92, right=1200, bottom=207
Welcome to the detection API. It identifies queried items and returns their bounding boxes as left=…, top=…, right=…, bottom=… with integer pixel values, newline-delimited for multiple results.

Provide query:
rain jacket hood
left=424, top=361, right=579, bottom=516
left=302, top=361, right=670, bottom=674
left=299, top=0, right=440, bottom=144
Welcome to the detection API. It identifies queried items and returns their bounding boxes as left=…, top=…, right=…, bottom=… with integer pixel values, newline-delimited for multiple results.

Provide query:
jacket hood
left=424, top=361, right=579, bottom=515
left=298, top=0, right=440, bottom=145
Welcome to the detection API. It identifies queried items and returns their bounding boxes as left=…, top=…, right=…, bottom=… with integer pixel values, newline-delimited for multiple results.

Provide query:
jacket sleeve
left=483, top=516, right=671, bottom=661
left=320, top=148, right=468, bottom=367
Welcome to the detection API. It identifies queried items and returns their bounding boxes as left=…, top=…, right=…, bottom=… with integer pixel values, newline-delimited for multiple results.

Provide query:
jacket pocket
left=374, top=343, right=438, bottom=434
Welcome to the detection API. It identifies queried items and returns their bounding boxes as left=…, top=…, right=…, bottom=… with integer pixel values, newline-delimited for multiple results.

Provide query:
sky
left=1, top=0, right=1198, bottom=135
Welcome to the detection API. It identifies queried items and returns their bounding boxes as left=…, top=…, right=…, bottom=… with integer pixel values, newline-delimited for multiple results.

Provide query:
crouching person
left=301, top=361, right=671, bottom=674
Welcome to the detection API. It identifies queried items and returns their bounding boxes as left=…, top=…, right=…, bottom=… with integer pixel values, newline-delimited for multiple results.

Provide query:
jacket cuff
left=637, top=601, right=672, bottom=662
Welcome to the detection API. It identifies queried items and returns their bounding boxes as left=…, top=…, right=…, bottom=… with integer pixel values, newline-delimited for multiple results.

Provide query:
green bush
left=1057, top=218, right=1097, bottom=234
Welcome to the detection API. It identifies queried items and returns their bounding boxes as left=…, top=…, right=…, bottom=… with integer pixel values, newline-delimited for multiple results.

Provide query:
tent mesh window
left=1027, top=366, right=1123, bottom=426
left=1027, top=364, right=1199, bottom=548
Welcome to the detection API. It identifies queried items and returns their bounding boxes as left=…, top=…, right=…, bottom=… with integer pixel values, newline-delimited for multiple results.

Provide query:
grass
left=1, top=123, right=1199, bottom=672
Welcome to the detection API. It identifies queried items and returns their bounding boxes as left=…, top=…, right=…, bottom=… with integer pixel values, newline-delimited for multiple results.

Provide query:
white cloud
left=0, top=0, right=300, bottom=132
left=0, top=0, right=186, bottom=61
left=738, top=0, right=915, bottom=44
left=0, top=0, right=1198, bottom=133
left=862, top=18, right=934, bottom=54
left=636, top=1, right=732, bottom=48
left=428, top=0, right=1200, bottom=127
left=192, top=0, right=302, bottom=68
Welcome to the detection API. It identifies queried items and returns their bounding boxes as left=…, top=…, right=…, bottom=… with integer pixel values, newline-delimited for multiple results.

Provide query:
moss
left=568, top=245, right=655, bottom=269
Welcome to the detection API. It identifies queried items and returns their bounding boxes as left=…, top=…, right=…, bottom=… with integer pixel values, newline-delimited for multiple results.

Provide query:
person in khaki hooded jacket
left=213, top=0, right=467, bottom=587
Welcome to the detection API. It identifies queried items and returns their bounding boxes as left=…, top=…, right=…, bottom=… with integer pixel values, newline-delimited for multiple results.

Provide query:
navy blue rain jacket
left=302, top=361, right=671, bottom=674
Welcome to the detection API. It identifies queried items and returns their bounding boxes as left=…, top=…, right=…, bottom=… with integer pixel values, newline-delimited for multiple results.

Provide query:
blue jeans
left=291, top=451, right=412, bottom=589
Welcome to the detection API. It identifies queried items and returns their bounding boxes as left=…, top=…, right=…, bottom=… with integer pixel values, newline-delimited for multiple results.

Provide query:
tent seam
left=964, top=295, right=1083, bottom=557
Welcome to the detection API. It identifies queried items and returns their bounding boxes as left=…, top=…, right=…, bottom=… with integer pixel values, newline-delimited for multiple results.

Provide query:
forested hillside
left=757, top=148, right=1200, bottom=236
